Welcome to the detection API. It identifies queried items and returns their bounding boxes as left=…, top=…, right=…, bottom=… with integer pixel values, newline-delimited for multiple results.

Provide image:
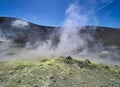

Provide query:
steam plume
left=0, top=2, right=119, bottom=66
left=56, top=3, right=88, bottom=55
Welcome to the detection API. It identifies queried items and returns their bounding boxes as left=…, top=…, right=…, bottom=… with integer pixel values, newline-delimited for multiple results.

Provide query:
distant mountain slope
left=0, top=17, right=120, bottom=47
left=0, top=17, right=59, bottom=46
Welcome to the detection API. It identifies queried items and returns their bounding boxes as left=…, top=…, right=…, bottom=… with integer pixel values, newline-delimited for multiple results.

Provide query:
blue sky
left=0, top=0, right=120, bottom=28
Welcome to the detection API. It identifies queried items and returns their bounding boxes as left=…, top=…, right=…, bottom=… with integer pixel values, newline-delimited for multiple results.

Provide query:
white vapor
left=56, top=3, right=88, bottom=55
left=0, top=2, right=120, bottom=66
left=3, top=3, right=90, bottom=59
left=12, top=19, right=29, bottom=28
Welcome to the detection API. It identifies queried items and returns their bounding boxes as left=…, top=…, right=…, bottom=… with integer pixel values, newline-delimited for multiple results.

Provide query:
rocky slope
left=0, top=57, right=120, bottom=87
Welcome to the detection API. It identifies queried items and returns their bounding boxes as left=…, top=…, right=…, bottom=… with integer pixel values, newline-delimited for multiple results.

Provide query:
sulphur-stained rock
left=0, top=58, right=120, bottom=87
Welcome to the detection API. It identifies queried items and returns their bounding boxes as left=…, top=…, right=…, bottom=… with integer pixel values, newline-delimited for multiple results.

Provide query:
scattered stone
left=84, top=59, right=91, bottom=64
left=39, top=77, right=43, bottom=80
left=34, top=85, right=38, bottom=87
left=115, top=65, right=119, bottom=68
left=76, top=61, right=84, bottom=68
left=23, top=75, right=26, bottom=77
left=53, top=80, right=56, bottom=82
left=17, top=80, right=22, bottom=83
left=49, top=76, right=54, bottom=80
left=104, top=66, right=109, bottom=70
left=8, top=71, right=14, bottom=74
left=7, top=52, right=14, bottom=55
left=64, top=56, right=74, bottom=64
left=40, top=64, right=43, bottom=66
left=41, top=59, right=48, bottom=62
left=66, top=56, right=72, bottom=60
left=69, top=73, right=72, bottom=75
left=48, top=63, right=52, bottom=66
